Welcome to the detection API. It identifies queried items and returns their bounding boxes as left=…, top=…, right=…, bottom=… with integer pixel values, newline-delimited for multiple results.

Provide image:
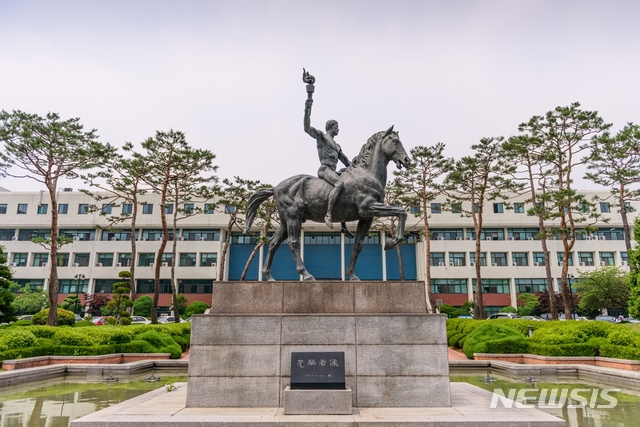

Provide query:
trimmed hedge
left=0, top=341, right=148, bottom=362
left=447, top=318, right=640, bottom=360
left=32, top=308, right=76, bottom=326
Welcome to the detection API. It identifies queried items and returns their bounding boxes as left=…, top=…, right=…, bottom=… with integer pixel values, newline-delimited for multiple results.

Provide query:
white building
left=0, top=188, right=633, bottom=314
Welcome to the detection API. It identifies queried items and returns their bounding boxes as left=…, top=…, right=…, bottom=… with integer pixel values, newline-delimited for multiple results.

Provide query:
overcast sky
left=1, top=0, right=639, bottom=192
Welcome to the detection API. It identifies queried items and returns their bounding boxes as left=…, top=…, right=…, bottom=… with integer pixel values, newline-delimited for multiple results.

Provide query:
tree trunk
left=620, top=186, right=633, bottom=254
left=47, top=185, right=59, bottom=326
left=395, top=244, right=405, bottom=281
left=541, top=238, right=558, bottom=319
left=170, top=204, right=180, bottom=323
left=423, top=200, right=434, bottom=313
left=241, top=242, right=264, bottom=281
left=218, top=216, right=234, bottom=281
left=153, top=198, right=169, bottom=323
left=128, top=198, right=138, bottom=314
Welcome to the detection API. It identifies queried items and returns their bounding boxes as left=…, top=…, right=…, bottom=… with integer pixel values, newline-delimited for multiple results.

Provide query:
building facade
left=0, top=188, right=633, bottom=314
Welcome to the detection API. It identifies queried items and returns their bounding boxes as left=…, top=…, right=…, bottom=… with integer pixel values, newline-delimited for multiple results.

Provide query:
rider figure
left=303, top=87, right=351, bottom=232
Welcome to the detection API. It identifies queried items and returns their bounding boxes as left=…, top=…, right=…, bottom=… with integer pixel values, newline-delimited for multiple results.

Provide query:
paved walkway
left=447, top=347, right=469, bottom=360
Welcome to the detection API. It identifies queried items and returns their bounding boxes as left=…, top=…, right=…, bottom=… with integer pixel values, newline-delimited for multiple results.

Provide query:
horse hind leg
left=287, top=219, right=315, bottom=281
left=262, top=223, right=287, bottom=281
left=345, top=218, right=373, bottom=281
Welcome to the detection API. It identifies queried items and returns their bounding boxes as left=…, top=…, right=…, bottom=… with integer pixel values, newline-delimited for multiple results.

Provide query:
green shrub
left=463, top=322, right=522, bottom=359
left=133, top=296, right=153, bottom=317
left=10, top=320, right=33, bottom=327
left=134, top=330, right=182, bottom=358
left=600, top=344, right=640, bottom=360
left=530, top=325, right=588, bottom=345
left=499, top=306, right=517, bottom=313
left=73, top=320, right=95, bottom=327
left=32, top=308, right=76, bottom=326
left=527, top=342, right=595, bottom=357
left=121, top=317, right=132, bottom=325
left=106, top=317, right=116, bottom=325
left=25, top=325, right=56, bottom=339
left=52, top=329, right=94, bottom=346
left=607, top=328, right=637, bottom=347
left=184, top=301, right=210, bottom=318
left=484, top=336, right=529, bottom=354
left=0, top=329, right=38, bottom=350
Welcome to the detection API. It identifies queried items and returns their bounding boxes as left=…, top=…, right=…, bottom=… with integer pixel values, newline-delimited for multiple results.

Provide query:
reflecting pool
left=452, top=374, right=640, bottom=427
left=0, top=372, right=187, bottom=427
left=2, top=373, right=640, bottom=427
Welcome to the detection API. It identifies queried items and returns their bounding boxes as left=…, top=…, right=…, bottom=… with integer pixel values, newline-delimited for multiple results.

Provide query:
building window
left=304, top=232, right=341, bottom=245
left=96, top=253, right=114, bottom=267
left=13, top=279, right=45, bottom=292
left=122, top=203, right=132, bottom=214
left=182, top=229, right=221, bottom=241
left=0, top=229, right=16, bottom=240
left=234, top=233, right=258, bottom=244
left=467, top=228, right=505, bottom=240
left=431, top=279, right=468, bottom=294
left=18, top=229, right=50, bottom=241
left=409, top=205, right=420, bottom=214
left=206, top=203, right=217, bottom=214
left=32, top=253, right=49, bottom=266
left=451, top=203, right=462, bottom=214
left=58, top=204, right=68, bottom=214
left=512, top=252, right=528, bottom=266
left=200, top=253, right=218, bottom=266
left=599, top=252, right=615, bottom=266
left=60, top=229, right=95, bottom=241
left=473, top=203, right=479, bottom=213
left=431, top=228, right=463, bottom=241
left=184, top=203, right=194, bottom=214
left=142, top=229, right=173, bottom=241
left=165, top=204, right=173, bottom=214
left=472, top=279, right=510, bottom=294
left=593, top=228, right=624, bottom=241
left=73, top=253, right=90, bottom=267
left=161, top=253, right=173, bottom=266
left=490, top=252, right=508, bottom=266
left=180, top=279, right=214, bottom=294
left=449, top=252, right=466, bottom=266
left=532, top=252, right=546, bottom=266
left=102, top=230, right=137, bottom=241
left=142, top=204, right=153, bottom=214
left=0, top=203, right=7, bottom=214
left=101, top=204, right=112, bottom=214
left=621, top=252, right=629, bottom=264
left=138, top=253, right=155, bottom=267
left=117, top=253, right=132, bottom=267
left=37, top=204, right=48, bottom=215
left=515, top=278, right=548, bottom=294
left=345, top=234, right=380, bottom=245
left=507, top=228, right=538, bottom=240
left=223, top=205, right=235, bottom=214
left=469, top=252, right=487, bottom=266
left=557, top=252, right=574, bottom=266
left=56, top=253, right=70, bottom=267
left=17, top=204, right=28, bottom=214
left=493, top=203, right=504, bottom=213
left=578, top=252, right=595, bottom=266
left=94, top=279, right=118, bottom=294
left=430, top=252, right=445, bottom=266
left=599, top=202, right=610, bottom=213
left=136, top=279, right=172, bottom=294
left=431, top=203, right=441, bottom=214
left=513, top=203, right=524, bottom=214
left=78, top=204, right=88, bottom=214
left=59, top=279, right=88, bottom=294
left=179, top=253, right=197, bottom=266
left=12, top=253, right=28, bottom=266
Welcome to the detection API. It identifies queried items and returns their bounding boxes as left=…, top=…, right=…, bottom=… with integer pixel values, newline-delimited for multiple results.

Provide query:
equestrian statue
left=243, top=69, right=411, bottom=281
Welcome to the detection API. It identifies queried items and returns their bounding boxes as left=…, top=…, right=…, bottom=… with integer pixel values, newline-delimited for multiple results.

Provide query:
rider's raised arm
left=304, top=99, right=322, bottom=139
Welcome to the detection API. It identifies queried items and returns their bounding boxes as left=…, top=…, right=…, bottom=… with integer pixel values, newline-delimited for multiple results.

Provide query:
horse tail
left=243, top=187, right=275, bottom=233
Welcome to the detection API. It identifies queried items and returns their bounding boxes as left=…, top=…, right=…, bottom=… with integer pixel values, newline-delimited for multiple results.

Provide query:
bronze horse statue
left=244, top=126, right=411, bottom=281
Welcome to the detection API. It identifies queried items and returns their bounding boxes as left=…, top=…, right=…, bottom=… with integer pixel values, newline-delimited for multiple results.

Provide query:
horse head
left=381, top=125, right=411, bottom=170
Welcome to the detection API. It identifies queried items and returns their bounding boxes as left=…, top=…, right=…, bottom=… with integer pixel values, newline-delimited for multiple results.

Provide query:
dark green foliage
left=599, top=344, right=640, bottom=360
left=73, top=320, right=95, bottom=327
left=0, top=245, right=17, bottom=323
left=32, top=308, right=75, bottom=326
left=499, top=306, right=517, bottom=313
left=52, top=329, right=94, bottom=346
left=527, top=342, right=596, bottom=357
left=10, top=320, right=34, bottom=327
left=134, top=330, right=182, bottom=358
left=483, top=336, right=529, bottom=354
left=133, top=296, right=153, bottom=317
left=463, top=322, right=523, bottom=359
left=0, top=329, right=38, bottom=350
left=105, top=271, right=133, bottom=325
left=184, top=301, right=210, bottom=318
left=439, top=304, right=460, bottom=318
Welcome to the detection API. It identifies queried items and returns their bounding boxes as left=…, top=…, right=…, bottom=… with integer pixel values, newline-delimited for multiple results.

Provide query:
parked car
left=16, top=314, right=33, bottom=321
left=595, top=316, right=620, bottom=323
left=628, top=316, right=640, bottom=323
left=488, top=313, right=520, bottom=319
left=130, top=316, right=151, bottom=324
left=521, top=315, right=545, bottom=321
left=157, top=316, right=176, bottom=324
left=91, top=316, right=111, bottom=325
left=559, top=313, right=579, bottom=321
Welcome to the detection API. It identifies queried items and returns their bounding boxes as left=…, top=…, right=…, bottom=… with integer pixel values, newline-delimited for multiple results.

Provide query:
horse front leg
left=286, top=220, right=315, bottom=281
left=262, top=223, right=287, bottom=281
left=345, top=218, right=373, bottom=281
left=362, top=202, right=407, bottom=250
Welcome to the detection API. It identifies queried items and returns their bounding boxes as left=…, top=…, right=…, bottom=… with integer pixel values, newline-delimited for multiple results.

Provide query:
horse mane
left=346, top=130, right=384, bottom=171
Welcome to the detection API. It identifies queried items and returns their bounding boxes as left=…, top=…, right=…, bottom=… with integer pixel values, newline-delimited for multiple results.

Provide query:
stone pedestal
left=186, top=281, right=451, bottom=408
left=284, top=386, right=352, bottom=415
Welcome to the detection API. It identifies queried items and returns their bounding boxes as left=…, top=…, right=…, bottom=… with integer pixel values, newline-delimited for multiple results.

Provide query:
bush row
left=447, top=318, right=640, bottom=360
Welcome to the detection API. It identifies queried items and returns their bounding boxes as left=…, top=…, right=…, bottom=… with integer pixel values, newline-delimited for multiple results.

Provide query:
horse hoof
left=348, top=275, right=361, bottom=281
left=303, top=275, right=316, bottom=281
left=384, top=238, right=396, bottom=250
